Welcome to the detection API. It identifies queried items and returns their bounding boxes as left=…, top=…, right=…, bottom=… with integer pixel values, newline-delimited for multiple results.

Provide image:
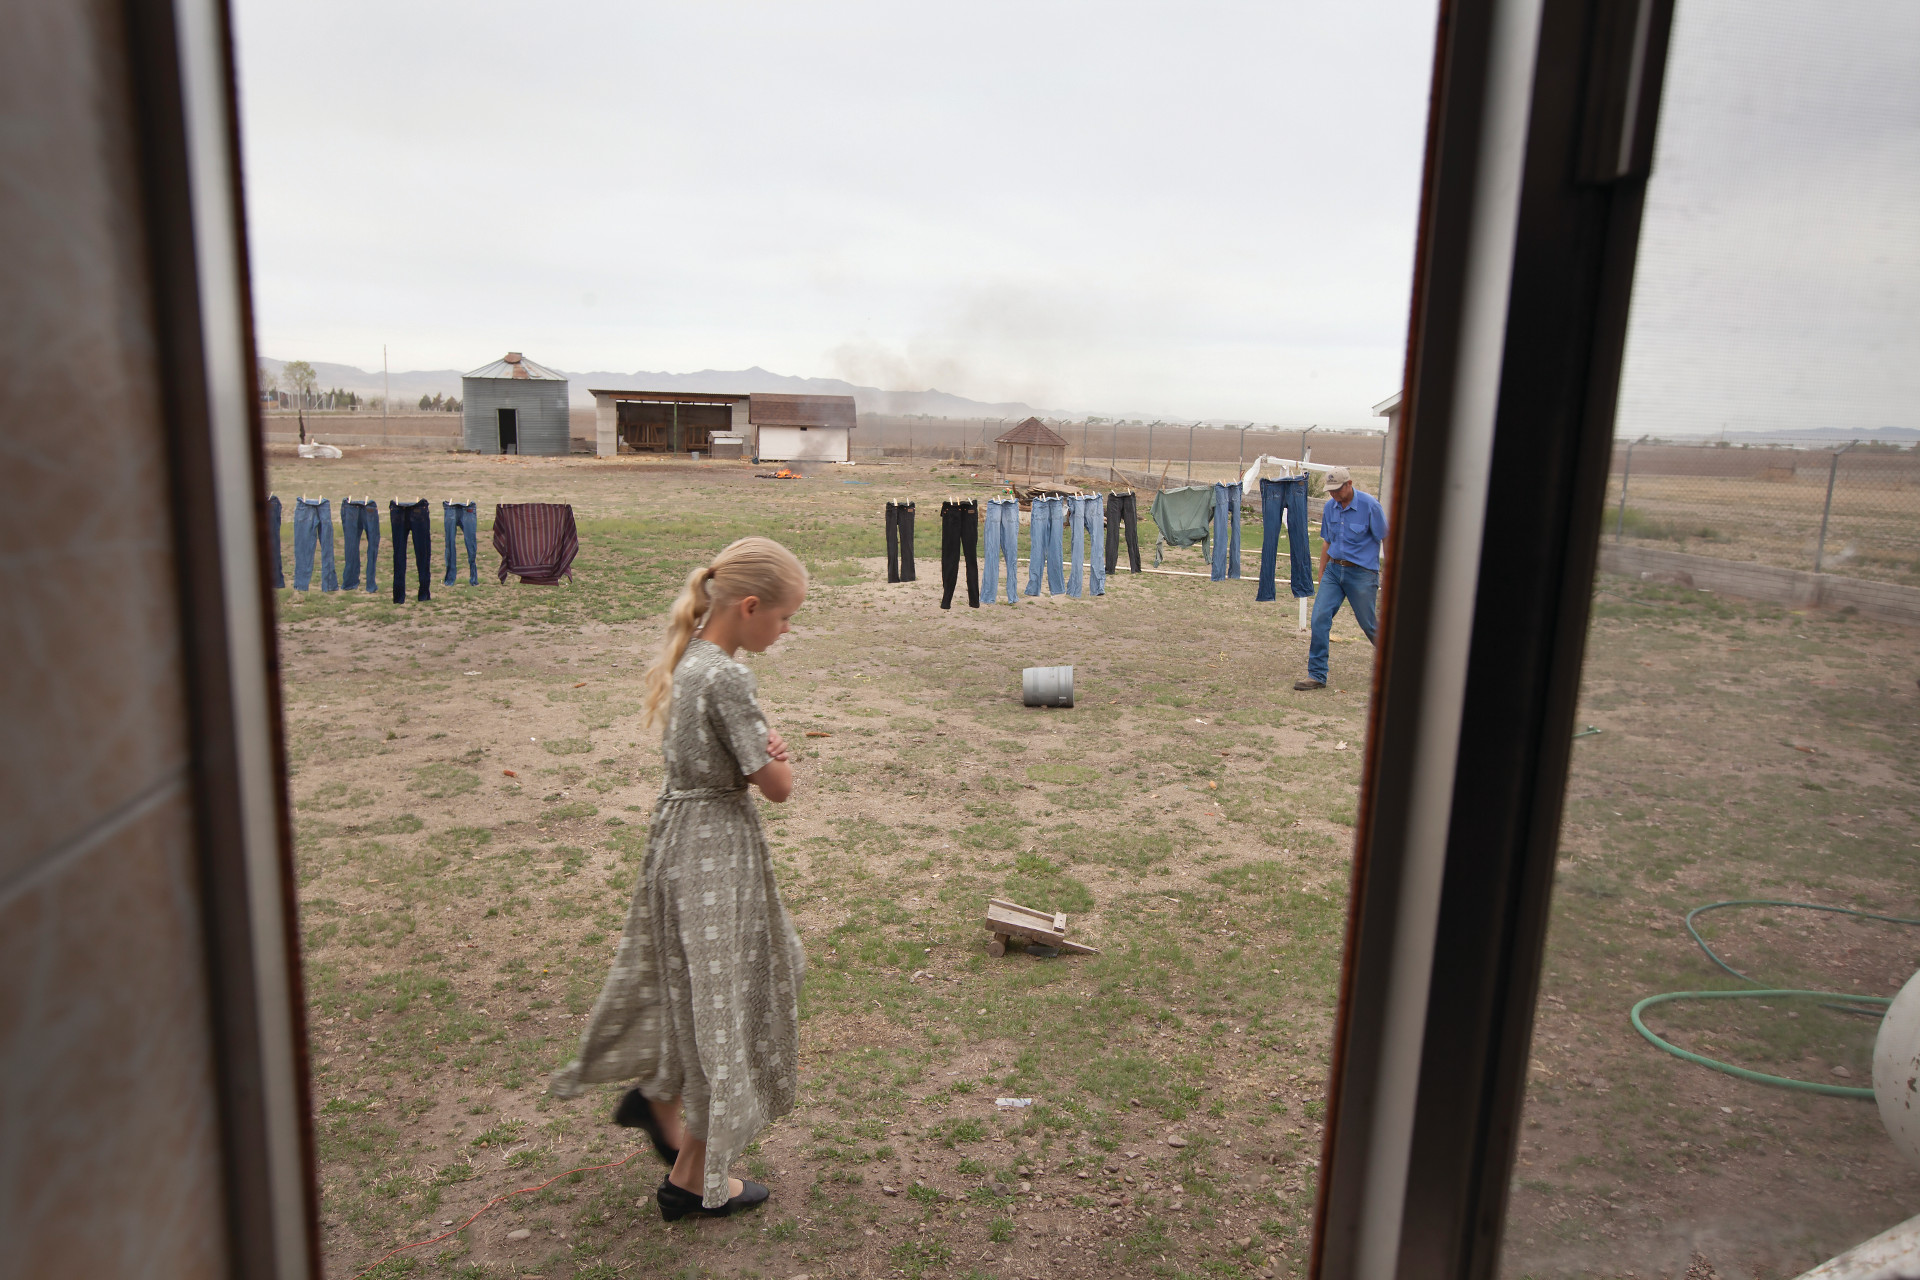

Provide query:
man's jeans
left=1104, top=490, right=1141, bottom=574
left=292, top=497, right=336, bottom=591
left=443, top=501, right=478, bottom=585
left=982, top=497, right=1020, bottom=604
left=886, top=501, right=917, bottom=583
left=341, top=499, right=380, bottom=592
left=267, top=494, right=285, bottom=588
left=1307, top=561, right=1379, bottom=684
left=390, top=500, right=432, bottom=603
left=1258, top=476, right=1315, bottom=601
left=1026, top=496, right=1066, bottom=597
left=1066, top=494, right=1105, bottom=598
left=1210, top=482, right=1243, bottom=581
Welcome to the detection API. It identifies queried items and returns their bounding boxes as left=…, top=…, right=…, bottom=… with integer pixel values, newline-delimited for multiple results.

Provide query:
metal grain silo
left=461, top=352, right=571, bottom=455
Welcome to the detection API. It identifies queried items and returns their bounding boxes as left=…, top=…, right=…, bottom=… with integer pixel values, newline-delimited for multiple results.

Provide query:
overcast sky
left=233, top=1, right=1916, bottom=431
left=232, top=1, right=1435, bottom=422
left=1618, top=0, right=1919, bottom=437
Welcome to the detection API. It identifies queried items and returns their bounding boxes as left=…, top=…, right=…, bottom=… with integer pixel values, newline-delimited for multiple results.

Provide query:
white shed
left=750, top=393, right=857, bottom=462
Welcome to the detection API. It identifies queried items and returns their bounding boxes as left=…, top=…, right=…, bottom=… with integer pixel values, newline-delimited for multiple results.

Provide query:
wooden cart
left=983, top=898, right=1100, bottom=957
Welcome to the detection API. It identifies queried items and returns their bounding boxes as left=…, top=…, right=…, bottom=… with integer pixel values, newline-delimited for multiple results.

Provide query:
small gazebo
left=994, top=417, right=1069, bottom=478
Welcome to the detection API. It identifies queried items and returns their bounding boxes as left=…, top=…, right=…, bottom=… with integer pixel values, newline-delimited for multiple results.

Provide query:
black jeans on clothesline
left=886, top=501, right=916, bottom=582
left=940, top=500, right=979, bottom=609
left=389, top=500, right=432, bottom=603
left=1105, top=491, right=1141, bottom=574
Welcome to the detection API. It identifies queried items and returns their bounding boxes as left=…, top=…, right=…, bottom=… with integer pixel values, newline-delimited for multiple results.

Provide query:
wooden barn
left=995, top=417, right=1069, bottom=478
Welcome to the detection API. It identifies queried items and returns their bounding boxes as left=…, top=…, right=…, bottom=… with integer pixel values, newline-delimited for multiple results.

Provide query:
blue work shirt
left=1320, top=488, right=1389, bottom=570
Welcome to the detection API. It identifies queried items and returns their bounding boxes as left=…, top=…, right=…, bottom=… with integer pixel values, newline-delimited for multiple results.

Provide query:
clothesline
left=1239, top=454, right=1340, bottom=494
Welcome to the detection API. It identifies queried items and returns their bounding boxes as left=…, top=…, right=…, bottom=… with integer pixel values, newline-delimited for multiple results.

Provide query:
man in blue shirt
left=1295, top=466, right=1388, bottom=691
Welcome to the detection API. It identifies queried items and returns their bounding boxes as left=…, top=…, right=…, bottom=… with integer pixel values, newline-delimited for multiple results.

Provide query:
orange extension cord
left=351, top=1148, right=648, bottom=1279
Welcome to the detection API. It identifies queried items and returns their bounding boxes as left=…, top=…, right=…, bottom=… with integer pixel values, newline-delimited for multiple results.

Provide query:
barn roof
left=749, top=393, right=857, bottom=429
left=995, top=417, right=1068, bottom=447
left=464, top=352, right=566, bottom=381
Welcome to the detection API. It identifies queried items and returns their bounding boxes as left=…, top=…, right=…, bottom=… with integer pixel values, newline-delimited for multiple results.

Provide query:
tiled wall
left=0, top=0, right=230, bottom=1271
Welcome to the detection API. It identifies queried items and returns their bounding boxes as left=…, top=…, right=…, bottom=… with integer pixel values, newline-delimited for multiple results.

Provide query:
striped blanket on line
left=492, top=503, right=579, bottom=584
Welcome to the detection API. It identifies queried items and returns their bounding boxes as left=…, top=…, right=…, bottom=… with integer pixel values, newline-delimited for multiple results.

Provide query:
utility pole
left=1813, top=441, right=1856, bottom=572
left=1615, top=435, right=1645, bottom=541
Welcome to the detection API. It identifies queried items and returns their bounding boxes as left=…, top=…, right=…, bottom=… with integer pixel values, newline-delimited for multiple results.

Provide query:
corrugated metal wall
left=461, top=377, right=571, bottom=455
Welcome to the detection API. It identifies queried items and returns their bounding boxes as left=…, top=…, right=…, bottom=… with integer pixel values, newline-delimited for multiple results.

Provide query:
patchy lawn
left=276, top=450, right=1918, bottom=1280
left=278, top=452, right=1367, bottom=1280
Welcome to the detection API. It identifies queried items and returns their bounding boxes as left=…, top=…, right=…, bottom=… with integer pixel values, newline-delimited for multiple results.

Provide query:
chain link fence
left=851, top=415, right=1389, bottom=484
left=1605, top=439, right=1920, bottom=587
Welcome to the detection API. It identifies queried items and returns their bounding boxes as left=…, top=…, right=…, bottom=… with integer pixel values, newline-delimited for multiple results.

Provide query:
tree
left=258, top=361, right=279, bottom=397
left=282, top=360, right=317, bottom=407
left=418, top=393, right=433, bottom=410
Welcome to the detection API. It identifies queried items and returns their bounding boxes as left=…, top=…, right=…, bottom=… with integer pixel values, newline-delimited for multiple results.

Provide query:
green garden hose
left=1627, top=899, right=1920, bottom=1101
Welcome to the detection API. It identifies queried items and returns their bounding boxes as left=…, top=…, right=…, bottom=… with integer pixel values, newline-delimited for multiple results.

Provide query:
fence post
left=1813, top=441, right=1856, bottom=572
left=1615, top=435, right=1643, bottom=542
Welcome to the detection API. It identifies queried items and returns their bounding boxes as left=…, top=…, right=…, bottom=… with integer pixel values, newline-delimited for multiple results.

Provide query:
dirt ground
left=271, top=450, right=1918, bottom=1280
left=277, top=451, right=1369, bottom=1280
left=1502, top=583, right=1920, bottom=1277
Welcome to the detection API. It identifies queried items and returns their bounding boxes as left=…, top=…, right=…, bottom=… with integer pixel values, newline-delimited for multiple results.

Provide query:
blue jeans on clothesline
left=341, top=499, right=380, bottom=592
left=1210, top=482, right=1242, bottom=581
left=1026, top=496, right=1065, bottom=597
left=443, top=501, right=478, bottom=585
left=292, top=497, right=336, bottom=592
left=982, top=497, right=1020, bottom=604
left=1257, top=476, right=1315, bottom=601
left=1066, top=494, right=1105, bottom=598
left=267, top=494, right=284, bottom=588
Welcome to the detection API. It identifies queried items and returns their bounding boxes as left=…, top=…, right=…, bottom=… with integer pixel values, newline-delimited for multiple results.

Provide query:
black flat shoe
left=655, top=1176, right=770, bottom=1221
left=613, top=1089, right=679, bottom=1166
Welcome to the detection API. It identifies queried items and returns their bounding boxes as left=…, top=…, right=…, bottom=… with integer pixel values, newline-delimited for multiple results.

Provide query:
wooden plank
left=982, top=898, right=1098, bottom=954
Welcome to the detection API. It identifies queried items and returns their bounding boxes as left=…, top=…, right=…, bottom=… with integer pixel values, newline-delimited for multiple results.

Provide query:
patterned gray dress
left=551, top=639, right=805, bottom=1207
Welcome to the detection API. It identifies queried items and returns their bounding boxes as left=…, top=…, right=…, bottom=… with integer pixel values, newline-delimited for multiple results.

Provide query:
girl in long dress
left=551, top=536, right=808, bottom=1218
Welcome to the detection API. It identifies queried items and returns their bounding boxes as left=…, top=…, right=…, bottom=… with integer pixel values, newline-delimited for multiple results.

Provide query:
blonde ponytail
left=641, top=536, right=807, bottom=728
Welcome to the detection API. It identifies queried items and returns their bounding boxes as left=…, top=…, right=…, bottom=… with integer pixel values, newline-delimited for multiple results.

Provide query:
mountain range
left=257, top=357, right=1036, bottom=418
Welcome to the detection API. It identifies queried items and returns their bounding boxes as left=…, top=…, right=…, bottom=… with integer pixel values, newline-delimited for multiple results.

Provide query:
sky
left=1616, top=0, right=1920, bottom=437
left=230, top=1, right=1436, bottom=423
left=232, top=1, right=1917, bottom=432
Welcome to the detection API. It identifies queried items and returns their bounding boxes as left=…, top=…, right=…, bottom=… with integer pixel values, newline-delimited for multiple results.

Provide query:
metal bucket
left=1022, top=665, right=1074, bottom=708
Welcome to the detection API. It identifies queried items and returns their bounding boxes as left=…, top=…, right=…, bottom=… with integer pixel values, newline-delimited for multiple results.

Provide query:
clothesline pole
left=1186, top=422, right=1195, bottom=482
left=1239, top=425, right=1251, bottom=473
